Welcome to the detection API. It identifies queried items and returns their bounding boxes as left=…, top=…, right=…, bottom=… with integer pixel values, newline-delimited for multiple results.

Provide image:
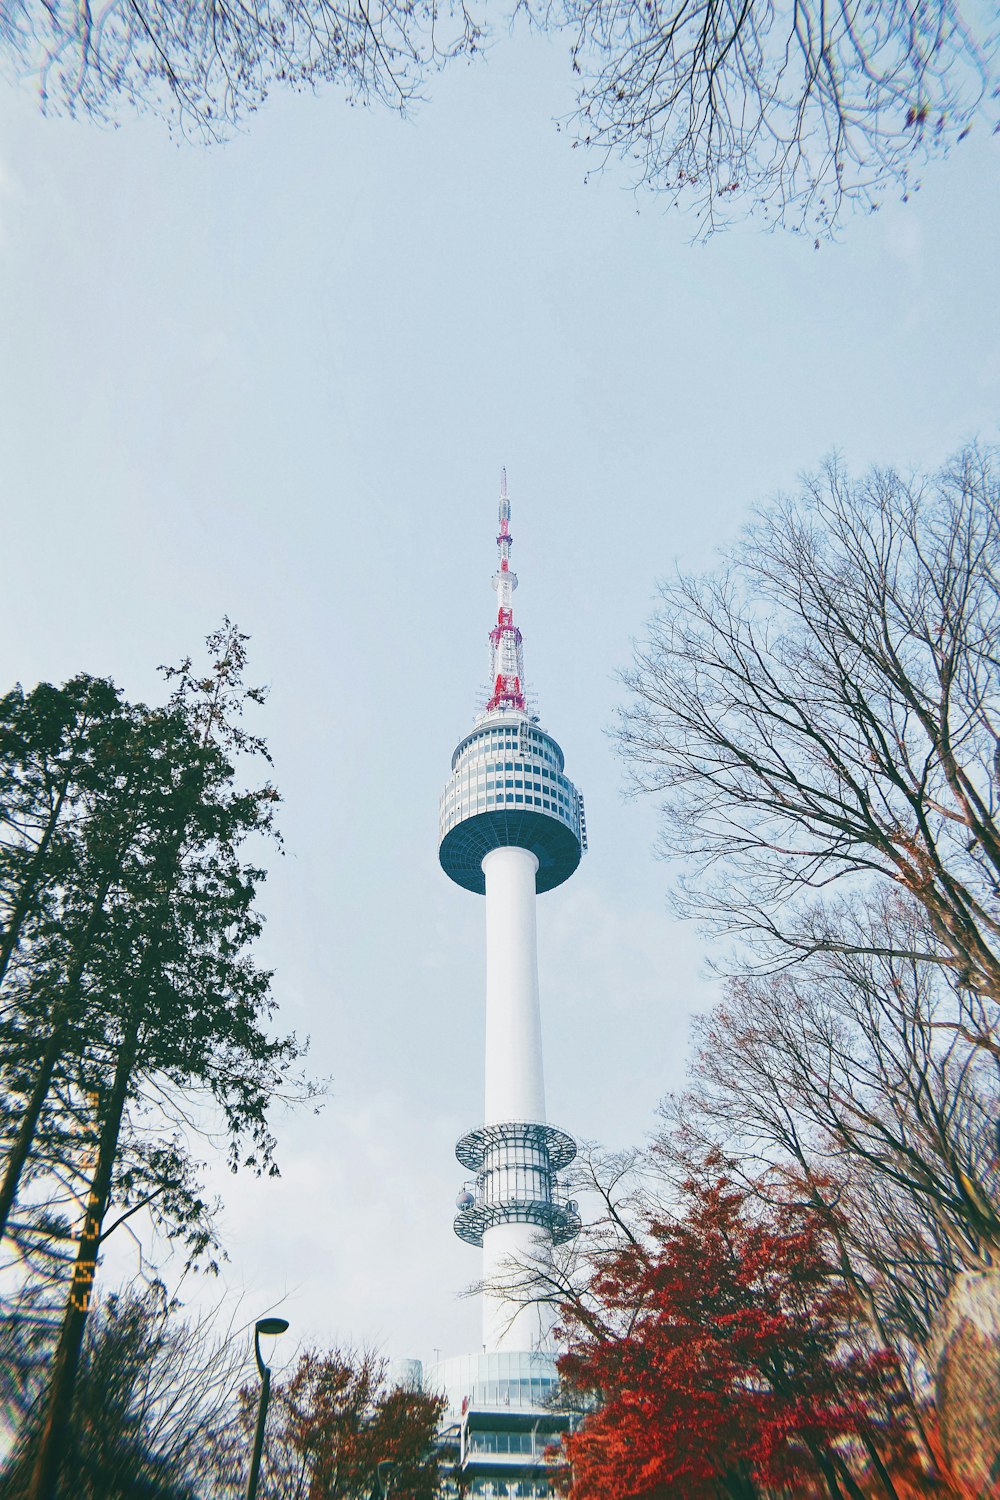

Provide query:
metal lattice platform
left=454, top=1196, right=582, bottom=1248
left=455, top=1122, right=577, bottom=1173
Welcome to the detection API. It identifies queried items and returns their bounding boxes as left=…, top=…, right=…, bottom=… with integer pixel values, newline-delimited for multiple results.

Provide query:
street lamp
left=375, top=1460, right=395, bottom=1498
left=245, top=1316, right=289, bottom=1500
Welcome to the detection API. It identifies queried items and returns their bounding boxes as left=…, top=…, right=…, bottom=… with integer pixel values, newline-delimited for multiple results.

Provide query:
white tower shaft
left=482, top=1221, right=551, bottom=1352
left=483, top=847, right=545, bottom=1126
left=482, top=846, right=550, bottom=1353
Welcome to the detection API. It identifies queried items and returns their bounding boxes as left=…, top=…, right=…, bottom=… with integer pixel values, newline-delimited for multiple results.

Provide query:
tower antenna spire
left=487, top=468, right=526, bottom=713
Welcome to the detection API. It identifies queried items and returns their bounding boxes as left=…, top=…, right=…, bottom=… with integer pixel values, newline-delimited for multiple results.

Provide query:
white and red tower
left=428, top=474, right=586, bottom=1496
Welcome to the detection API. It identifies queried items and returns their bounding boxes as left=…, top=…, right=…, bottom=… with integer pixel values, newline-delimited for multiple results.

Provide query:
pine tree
left=0, top=625, right=311, bottom=1500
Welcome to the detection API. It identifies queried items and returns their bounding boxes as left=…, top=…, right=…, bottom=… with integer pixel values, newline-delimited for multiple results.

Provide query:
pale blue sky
left=1, top=28, right=998, bottom=1366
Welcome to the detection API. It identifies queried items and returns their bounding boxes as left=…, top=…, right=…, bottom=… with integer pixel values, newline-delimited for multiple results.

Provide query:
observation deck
left=439, top=710, right=587, bottom=895
left=453, top=1121, right=581, bottom=1247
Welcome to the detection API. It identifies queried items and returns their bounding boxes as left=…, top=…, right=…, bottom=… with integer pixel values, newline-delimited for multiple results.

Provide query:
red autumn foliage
left=243, top=1346, right=447, bottom=1500
left=555, top=1175, right=918, bottom=1500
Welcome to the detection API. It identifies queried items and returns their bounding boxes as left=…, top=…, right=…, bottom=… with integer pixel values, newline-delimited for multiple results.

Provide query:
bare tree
left=656, top=894, right=1000, bottom=1349
left=620, top=443, right=1000, bottom=1008
left=0, top=1283, right=253, bottom=1499
left=1, top=0, right=483, bottom=138
left=487, top=1144, right=660, bottom=1354
left=1, top=0, right=994, bottom=232
left=535, top=0, right=995, bottom=234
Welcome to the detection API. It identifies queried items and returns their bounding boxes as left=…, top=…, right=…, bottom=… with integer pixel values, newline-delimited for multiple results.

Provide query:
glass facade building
left=426, top=1353, right=570, bottom=1499
left=426, top=1352, right=559, bottom=1417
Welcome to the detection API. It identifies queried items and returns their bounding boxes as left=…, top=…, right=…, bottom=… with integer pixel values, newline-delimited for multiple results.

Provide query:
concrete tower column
left=483, top=846, right=545, bottom=1126
left=481, top=845, right=549, bottom=1352
left=482, top=1222, right=551, bottom=1352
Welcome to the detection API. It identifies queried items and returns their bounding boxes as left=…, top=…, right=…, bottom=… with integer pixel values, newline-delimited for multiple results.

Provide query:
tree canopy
left=1, top=0, right=994, bottom=231
left=620, top=443, right=1000, bottom=997
left=0, top=625, right=315, bottom=1500
left=556, top=1172, right=915, bottom=1499
left=546, top=0, right=994, bottom=233
left=210, top=1345, right=448, bottom=1500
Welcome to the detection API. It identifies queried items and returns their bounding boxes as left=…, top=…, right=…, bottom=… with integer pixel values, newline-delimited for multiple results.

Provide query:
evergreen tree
left=0, top=625, right=311, bottom=1500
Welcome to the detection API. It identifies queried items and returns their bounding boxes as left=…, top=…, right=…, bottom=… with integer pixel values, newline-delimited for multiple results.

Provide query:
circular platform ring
left=455, top=1121, right=577, bottom=1174
left=440, top=809, right=581, bottom=895
left=454, top=1198, right=582, bottom=1248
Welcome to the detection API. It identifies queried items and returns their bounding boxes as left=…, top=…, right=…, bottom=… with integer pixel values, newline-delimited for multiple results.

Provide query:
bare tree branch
left=619, top=444, right=1000, bottom=1002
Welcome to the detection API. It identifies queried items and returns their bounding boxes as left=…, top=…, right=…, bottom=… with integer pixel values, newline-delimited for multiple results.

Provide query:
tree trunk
left=823, top=1204, right=938, bottom=1476
left=805, top=1439, right=850, bottom=1500
left=27, top=1002, right=140, bottom=1500
left=817, top=1460, right=844, bottom=1500
left=0, top=776, right=71, bottom=990
left=0, top=862, right=121, bottom=1244
left=0, top=1018, right=67, bottom=1242
left=860, top=1431, right=900, bottom=1498
left=721, top=1466, right=761, bottom=1500
left=25, top=792, right=188, bottom=1500
left=829, top=1449, right=868, bottom=1500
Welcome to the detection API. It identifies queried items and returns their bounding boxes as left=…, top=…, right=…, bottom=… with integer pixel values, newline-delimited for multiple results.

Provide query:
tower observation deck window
left=467, top=1431, right=551, bottom=1457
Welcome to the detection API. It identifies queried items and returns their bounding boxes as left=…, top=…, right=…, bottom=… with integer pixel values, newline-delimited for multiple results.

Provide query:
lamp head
left=256, top=1317, right=290, bottom=1337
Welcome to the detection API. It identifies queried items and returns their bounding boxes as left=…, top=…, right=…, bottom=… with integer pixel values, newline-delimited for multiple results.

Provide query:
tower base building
left=428, top=1352, right=566, bottom=1499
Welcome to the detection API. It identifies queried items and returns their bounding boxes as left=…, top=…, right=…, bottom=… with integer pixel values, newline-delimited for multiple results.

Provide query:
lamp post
left=245, top=1316, right=289, bottom=1500
left=375, top=1460, right=395, bottom=1498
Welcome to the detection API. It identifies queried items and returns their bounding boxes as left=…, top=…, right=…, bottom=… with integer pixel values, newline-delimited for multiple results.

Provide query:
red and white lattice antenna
left=487, top=469, right=526, bottom=713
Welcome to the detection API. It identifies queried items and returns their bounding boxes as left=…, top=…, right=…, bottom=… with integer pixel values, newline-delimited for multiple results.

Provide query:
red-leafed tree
left=215, top=1346, right=448, bottom=1500
left=555, top=1174, right=921, bottom=1500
